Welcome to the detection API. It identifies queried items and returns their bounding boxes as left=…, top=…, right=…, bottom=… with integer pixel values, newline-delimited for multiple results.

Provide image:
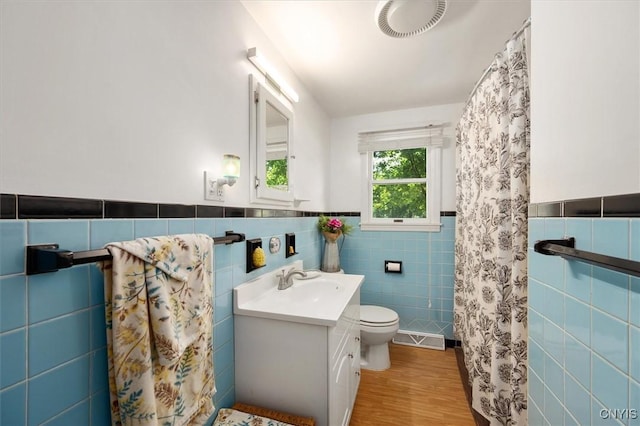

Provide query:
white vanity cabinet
left=235, top=289, right=361, bottom=426
left=328, top=292, right=361, bottom=425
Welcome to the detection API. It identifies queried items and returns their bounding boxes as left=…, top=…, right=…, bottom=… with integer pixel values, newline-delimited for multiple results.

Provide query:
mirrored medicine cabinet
left=249, top=74, right=295, bottom=203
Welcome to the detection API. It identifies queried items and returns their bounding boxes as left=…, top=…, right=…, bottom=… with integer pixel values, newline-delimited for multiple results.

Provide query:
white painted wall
left=0, top=1, right=330, bottom=210
left=328, top=103, right=463, bottom=212
left=530, top=0, right=640, bottom=203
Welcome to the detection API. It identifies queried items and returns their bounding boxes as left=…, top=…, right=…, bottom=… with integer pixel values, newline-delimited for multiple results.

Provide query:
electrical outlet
left=204, top=171, right=224, bottom=202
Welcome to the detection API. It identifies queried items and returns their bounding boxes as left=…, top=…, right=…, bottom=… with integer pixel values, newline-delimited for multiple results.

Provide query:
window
left=359, top=125, right=446, bottom=231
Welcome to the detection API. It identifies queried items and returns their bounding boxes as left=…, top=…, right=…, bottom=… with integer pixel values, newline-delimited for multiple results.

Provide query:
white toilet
left=359, top=305, right=400, bottom=371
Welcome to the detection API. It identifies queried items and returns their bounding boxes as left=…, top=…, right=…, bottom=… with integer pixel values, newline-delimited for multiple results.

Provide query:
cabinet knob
left=348, top=353, right=354, bottom=359
left=355, top=371, right=361, bottom=376
left=355, top=336, right=360, bottom=342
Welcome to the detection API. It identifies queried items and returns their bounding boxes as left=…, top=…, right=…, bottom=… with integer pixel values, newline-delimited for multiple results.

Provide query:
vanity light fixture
left=247, top=47, right=299, bottom=103
left=204, top=154, right=240, bottom=202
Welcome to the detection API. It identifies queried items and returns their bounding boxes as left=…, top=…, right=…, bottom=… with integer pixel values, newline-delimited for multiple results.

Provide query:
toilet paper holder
left=384, top=260, right=402, bottom=274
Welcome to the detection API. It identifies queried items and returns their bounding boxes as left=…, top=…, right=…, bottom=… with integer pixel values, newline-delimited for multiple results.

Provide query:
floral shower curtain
left=454, top=30, right=530, bottom=425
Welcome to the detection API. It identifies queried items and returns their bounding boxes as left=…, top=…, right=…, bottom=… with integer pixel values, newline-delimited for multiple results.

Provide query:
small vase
left=321, top=231, right=342, bottom=272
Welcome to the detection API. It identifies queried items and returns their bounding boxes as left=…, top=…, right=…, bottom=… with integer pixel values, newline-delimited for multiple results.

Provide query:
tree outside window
left=371, top=148, right=427, bottom=219
left=266, top=159, right=288, bottom=188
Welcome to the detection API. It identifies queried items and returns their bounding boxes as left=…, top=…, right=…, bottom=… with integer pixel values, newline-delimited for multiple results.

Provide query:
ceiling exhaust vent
left=376, top=0, right=447, bottom=38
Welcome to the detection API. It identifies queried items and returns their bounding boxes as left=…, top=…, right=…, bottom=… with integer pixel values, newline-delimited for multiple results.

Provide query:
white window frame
left=358, top=125, right=445, bottom=232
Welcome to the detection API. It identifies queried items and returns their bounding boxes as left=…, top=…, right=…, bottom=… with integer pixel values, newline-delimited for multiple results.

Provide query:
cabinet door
left=349, top=331, right=361, bottom=407
left=330, top=353, right=351, bottom=426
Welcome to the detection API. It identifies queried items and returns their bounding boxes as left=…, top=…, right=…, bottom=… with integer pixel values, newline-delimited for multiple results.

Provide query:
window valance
left=357, top=123, right=450, bottom=153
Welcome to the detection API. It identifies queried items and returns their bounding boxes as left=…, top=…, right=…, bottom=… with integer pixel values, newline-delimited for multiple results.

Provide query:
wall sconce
left=204, top=154, right=240, bottom=202
left=218, top=154, right=240, bottom=187
left=247, top=47, right=299, bottom=103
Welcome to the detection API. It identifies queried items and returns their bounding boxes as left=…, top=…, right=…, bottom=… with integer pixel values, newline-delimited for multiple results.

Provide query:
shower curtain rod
left=25, top=231, right=246, bottom=275
left=465, top=17, right=531, bottom=105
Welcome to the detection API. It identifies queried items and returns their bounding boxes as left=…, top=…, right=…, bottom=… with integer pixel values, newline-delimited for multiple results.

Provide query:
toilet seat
left=360, top=305, right=399, bottom=327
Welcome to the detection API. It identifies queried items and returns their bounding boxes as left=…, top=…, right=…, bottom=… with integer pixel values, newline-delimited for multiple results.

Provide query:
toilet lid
left=360, top=305, right=398, bottom=324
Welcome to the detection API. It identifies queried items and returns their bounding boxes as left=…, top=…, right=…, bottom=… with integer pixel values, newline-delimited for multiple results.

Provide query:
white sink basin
left=234, top=261, right=363, bottom=326
left=285, top=278, right=345, bottom=303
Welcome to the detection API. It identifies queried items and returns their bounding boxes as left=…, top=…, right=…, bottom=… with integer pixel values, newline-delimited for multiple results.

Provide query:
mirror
left=250, top=75, right=294, bottom=203
left=265, top=102, right=289, bottom=191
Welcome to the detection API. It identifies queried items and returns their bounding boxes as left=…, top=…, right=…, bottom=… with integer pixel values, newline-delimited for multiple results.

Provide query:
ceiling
left=242, top=0, right=531, bottom=118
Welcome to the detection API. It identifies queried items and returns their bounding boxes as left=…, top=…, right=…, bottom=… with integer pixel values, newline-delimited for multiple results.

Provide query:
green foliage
left=266, top=159, right=288, bottom=187
left=372, top=148, right=427, bottom=219
left=373, top=148, right=426, bottom=179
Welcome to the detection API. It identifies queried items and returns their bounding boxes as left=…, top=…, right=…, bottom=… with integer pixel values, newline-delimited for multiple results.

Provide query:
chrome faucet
left=277, top=269, right=308, bottom=290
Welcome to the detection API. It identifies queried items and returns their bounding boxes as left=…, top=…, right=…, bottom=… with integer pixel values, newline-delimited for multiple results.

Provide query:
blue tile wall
left=340, top=216, right=456, bottom=338
left=0, top=217, right=321, bottom=425
left=0, top=221, right=26, bottom=275
left=528, top=217, right=640, bottom=426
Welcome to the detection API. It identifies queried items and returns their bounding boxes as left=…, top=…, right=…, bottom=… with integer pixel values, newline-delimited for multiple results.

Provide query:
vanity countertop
left=233, top=261, right=364, bottom=327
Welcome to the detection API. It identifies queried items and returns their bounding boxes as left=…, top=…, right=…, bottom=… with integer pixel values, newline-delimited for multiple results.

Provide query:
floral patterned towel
left=100, top=234, right=215, bottom=426
left=213, top=408, right=295, bottom=426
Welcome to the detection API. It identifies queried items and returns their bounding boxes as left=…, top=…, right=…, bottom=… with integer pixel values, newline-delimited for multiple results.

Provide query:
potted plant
left=317, top=216, right=352, bottom=272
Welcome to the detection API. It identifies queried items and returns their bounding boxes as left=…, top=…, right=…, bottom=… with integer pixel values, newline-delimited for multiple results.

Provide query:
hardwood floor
left=350, top=343, right=475, bottom=426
